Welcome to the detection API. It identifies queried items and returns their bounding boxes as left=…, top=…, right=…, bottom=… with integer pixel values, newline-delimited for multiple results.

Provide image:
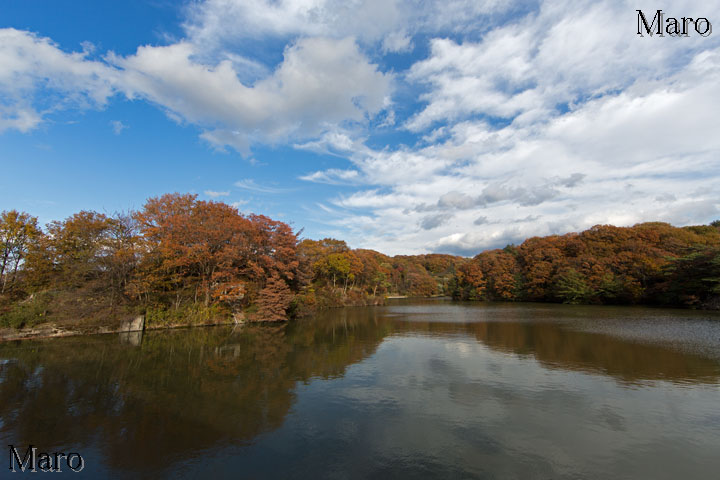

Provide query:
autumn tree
left=353, top=250, right=393, bottom=296
left=135, top=193, right=251, bottom=308
left=517, top=236, right=564, bottom=300
left=452, top=221, right=720, bottom=307
left=133, top=193, right=300, bottom=314
left=24, top=211, right=113, bottom=290
left=420, top=254, right=461, bottom=295
left=475, top=249, right=520, bottom=300
left=298, top=238, right=349, bottom=285
left=454, top=261, right=486, bottom=300
left=254, top=274, right=293, bottom=321
left=0, top=210, right=41, bottom=293
left=103, top=212, right=142, bottom=306
left=324, top=253, right=350, bottom=290
left=242, top=214, right=300, bottom=290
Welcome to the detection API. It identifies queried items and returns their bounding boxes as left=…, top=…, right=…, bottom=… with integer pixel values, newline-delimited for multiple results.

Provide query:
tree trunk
left=0, top=246, right=9, bottom=279
left=9, top=253, right=22, bottom=290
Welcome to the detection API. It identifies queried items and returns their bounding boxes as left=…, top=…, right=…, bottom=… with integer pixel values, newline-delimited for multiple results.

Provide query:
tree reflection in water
left=0, top=303, right=718, bottom=474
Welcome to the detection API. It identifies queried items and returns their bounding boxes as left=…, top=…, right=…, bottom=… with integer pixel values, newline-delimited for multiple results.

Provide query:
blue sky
left=1, top=0, right=720, bottom=255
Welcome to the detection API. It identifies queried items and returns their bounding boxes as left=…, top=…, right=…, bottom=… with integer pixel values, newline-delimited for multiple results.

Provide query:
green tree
left=662, top=245, right=720, bottom=306
left=555, top=268, right=592, bottom=304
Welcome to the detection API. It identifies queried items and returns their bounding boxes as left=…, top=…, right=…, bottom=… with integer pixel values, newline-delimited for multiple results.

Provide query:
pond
left=1, top=299, right=719, bottom=478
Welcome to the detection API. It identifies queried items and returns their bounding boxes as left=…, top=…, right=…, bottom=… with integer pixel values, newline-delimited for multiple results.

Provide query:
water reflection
left=0, top=311, right=393, bottom=474
left=0, top=302, right=719, bottom=476
left=389, top=319, right=720, bottom=384
left=382, top=300, right=720, bottom=383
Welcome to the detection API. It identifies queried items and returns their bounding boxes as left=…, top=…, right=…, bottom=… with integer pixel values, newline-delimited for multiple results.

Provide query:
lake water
left=1, top=299, right=719, bottom=478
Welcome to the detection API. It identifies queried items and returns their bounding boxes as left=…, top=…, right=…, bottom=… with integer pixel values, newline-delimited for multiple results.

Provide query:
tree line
left=0, top=193, right=459, bottom=329
left=452, top=221, right=720, bottom=308
left=2, top=195, right=719, bottom=330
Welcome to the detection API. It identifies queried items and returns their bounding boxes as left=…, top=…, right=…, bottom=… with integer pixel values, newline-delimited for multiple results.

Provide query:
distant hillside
left=452, top=222, right=720, bottom=309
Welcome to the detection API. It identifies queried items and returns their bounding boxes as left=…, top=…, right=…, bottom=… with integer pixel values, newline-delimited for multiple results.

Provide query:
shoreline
left=3, top=297, right=718, bottom=343
left=0, top=316, right=242, bottom=343
left=0, top=294, right=390, bottom=343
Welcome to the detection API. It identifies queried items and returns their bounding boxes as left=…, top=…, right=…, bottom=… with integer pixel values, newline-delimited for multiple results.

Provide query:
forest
left=452, top=221, right=720, bottom=308
left=0, top=193, right=460, bottom=330
left=1, top=193, right=719, bottom=331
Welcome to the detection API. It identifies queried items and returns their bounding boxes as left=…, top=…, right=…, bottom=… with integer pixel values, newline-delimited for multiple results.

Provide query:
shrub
left=144, top=303, right=228, bottom=327
left=0, top=293, right=50, bottom=329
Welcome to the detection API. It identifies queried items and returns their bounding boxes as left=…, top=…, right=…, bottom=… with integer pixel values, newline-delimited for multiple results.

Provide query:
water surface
left=1, top=300, right=719, bottom=478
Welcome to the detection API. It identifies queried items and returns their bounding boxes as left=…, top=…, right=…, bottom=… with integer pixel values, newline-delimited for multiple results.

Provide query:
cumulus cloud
left=294, top=130, right=363, bottom=156
left=183, top=0, right=515, bottom=50
left=420, top=214, right=449, bottom=230
left=382, top=31, right=413, bottom=54
left=111, top=37, right=391, bottom=153
left=305, top=1, right=720, bottom=255
left=1, top=26, right=392, bottom=152
left=0, top=28, right=118, bottom=133
left=4, top=0, right=720, bottom=257
left=558, top=173, right=585, bottom=188
left=405, top=0, right=720, bottom=132
left=185, top=0, right=403, bottom=46
left=438, top=191, right=475, bottom=210
left=414, top=176, right=585, bottom=214
left=431, top=226, right=530, bottom=257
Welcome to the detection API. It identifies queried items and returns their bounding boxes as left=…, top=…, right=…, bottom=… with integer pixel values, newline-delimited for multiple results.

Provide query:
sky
left=1, top=0, right=719, bottom=256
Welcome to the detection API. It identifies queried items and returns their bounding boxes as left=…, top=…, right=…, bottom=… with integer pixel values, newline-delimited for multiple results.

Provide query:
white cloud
left=305, top=14, right=720, bottom=255
left=0, top=28, right=118, bottom=132
left=4, top=1, right=720, bottom=257
left=438, top=191, right=475, bottom=210
left=382, top=31, right=413, bottom=54
left=1, top=26, right=392, bottom=152
left=111, top=37, right=392, bottom=154
left=204, top=190, right=230, bottom=197
left=405, top=0, right=720, bottom=132
left=185, top=0, right=401, bottom=44
left=110, top=120, right=127, bottom=135
left=294, top=130, right=365, bottom=156
left=234, top=179, right=288, bottom=194
left=0, top=108, right=42, bottom=133
left=183, top=0, right=512, bottom=50
left=300, top=169, right=361, bottom=185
